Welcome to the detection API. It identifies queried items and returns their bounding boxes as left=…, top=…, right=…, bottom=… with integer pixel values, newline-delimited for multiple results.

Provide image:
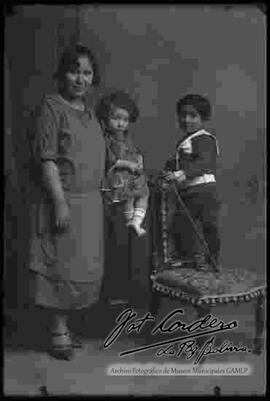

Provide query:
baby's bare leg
left=123, top=198, right=135, bottom=222
left=134, top=194, right=148, bottom=211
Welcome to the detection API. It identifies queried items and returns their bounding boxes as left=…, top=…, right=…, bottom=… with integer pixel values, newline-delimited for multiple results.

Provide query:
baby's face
left=108, top=106, right=129, bottom=134
left=178, top=104, right=203, bottom=134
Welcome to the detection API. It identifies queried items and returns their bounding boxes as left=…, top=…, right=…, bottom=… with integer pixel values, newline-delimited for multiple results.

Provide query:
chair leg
left=253, top=294, right=265, bottom=355
left=194, top=304, right=212, bottom=350
left=150, top=289, right=161, bottom=318
left=145, top=290, right=161, bottom=344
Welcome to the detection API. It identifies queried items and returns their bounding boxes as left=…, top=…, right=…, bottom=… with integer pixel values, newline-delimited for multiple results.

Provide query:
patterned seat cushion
left=152, top=266, right=266, bottom=303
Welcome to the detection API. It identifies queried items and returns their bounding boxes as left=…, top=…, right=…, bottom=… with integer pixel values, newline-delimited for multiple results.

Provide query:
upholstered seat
left=148, top=178, right=266, bottom=354
left=151, top=266, right=266, bottom=306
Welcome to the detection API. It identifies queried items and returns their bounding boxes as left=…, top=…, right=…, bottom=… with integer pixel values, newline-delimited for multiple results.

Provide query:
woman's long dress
left=28, top=94, right=105, bottom=310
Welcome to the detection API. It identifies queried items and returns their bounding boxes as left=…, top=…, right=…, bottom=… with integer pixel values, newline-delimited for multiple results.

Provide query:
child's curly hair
left=95, top=90, right=139, bottom=124
left=176, top=94, right=211, bottom=121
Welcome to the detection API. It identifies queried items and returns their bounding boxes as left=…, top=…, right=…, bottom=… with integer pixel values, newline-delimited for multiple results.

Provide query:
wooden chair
left=148, top=178, right=266, bottom=354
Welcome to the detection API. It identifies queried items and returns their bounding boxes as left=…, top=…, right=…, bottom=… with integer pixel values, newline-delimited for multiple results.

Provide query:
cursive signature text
left=103, top=308, right=242, bottom=361
left=156, top=336, right=251, bottom=364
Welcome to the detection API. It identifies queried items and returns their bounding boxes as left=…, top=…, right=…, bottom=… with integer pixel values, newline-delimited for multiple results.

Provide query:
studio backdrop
left=4, top=4, right=266, bottom=310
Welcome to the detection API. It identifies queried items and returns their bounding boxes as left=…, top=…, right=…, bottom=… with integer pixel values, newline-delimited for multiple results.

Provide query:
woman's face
left=108, top=106, right=130, bottom=134
left=63, top=56, right=94, bottom=99
left=178, top=104, right=203, bottom=134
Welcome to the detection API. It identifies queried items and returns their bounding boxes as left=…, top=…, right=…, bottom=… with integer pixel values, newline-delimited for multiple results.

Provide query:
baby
left=96, top=90, right=149, bottom=237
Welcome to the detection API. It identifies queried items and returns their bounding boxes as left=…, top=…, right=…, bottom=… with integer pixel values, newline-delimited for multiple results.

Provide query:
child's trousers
left=167, top=183, right=221, bottom=264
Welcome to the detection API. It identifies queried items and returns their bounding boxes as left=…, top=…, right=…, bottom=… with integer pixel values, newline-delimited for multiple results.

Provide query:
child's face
left=108, top=106, right=130, bottom=134
left=178, top=104, right=203, bottom=134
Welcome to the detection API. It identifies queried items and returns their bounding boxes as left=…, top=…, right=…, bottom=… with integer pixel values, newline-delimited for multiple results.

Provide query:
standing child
left=96, top=91, right=149, bottom=237
left=163, top=94, right=221, bottom=270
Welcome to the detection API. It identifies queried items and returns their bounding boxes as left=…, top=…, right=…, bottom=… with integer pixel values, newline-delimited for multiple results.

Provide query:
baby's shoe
left=126, top=220, right=146, bottom=237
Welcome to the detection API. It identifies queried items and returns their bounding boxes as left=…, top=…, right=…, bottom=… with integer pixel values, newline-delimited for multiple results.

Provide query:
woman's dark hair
left=53, top=44, right=100, bottom=86
left=95, top=90, right=139, bottom=123
left=176, top=94, right=211, bottom=121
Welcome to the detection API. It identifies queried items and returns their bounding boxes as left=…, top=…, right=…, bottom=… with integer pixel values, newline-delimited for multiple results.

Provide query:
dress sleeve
left=104, top=138, right=118, bottom=173
left=34, top=98, right=59, bottom=163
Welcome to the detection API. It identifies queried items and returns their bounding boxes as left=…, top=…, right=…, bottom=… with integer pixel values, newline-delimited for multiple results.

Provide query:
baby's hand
left=133, top=163, right=144, bottom=174
left=127, top=161, right=139, bottom=173
left=114, top=160, right=137, bottom=173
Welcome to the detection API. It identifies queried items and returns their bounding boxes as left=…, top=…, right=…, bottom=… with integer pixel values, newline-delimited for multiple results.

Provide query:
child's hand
left=162, top=171, right=176, bottom=182
left=163, top=170, right=186, bottom=183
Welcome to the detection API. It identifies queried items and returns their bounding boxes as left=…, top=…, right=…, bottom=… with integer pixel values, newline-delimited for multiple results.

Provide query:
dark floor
left=4, top=298, right=267, bottom=396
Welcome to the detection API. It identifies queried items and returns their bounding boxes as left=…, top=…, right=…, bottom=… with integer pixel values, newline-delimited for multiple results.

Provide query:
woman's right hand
left=54, top=199, right=71, bottom=232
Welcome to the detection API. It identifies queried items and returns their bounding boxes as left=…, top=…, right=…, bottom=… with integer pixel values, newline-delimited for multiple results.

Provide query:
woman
left=28, top=44, right=105, bottom=360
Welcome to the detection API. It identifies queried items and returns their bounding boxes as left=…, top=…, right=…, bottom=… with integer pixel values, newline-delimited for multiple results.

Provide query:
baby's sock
left=132, top=208, right=146, bottom=226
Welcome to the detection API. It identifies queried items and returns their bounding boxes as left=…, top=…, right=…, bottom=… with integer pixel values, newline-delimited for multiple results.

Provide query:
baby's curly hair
left=176, top=94, right=211, bottom=121
left=95, top=90, right=139, bottom=124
